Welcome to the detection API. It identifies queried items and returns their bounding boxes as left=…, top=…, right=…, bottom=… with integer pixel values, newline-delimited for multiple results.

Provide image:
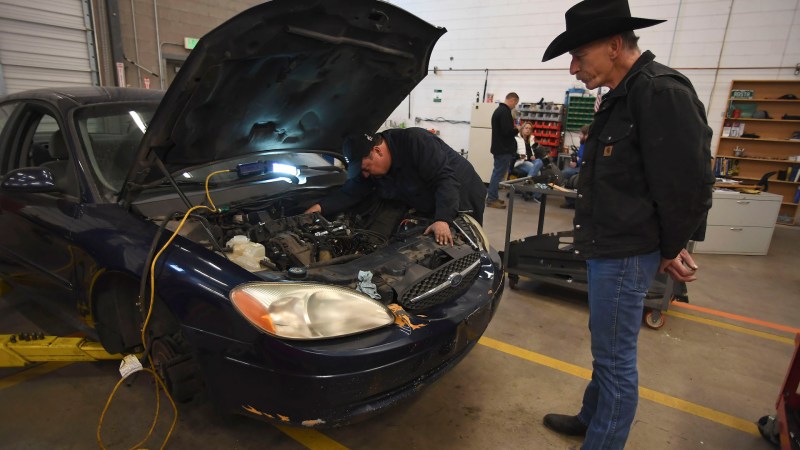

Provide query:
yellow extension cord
left=97, top=170, right=232, bottom=449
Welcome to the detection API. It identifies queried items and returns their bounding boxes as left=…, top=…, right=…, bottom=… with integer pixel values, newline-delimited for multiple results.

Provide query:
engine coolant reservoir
left=226, top=235, right=267, bottom=272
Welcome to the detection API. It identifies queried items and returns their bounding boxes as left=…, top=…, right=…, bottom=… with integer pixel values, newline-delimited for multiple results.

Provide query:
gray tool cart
left=499, top=177, right=682, bottom=329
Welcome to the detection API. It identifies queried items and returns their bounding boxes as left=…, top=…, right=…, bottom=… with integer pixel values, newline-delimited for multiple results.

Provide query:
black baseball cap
left=343, top=132, right=380, bottom=176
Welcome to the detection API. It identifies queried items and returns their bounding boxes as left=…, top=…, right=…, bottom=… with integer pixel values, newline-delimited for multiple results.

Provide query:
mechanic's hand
left=304, top=204, right=322, bottom=214
left=659, top=248, right=699, bottom=282
left=424, top=221, right=453, bottom=246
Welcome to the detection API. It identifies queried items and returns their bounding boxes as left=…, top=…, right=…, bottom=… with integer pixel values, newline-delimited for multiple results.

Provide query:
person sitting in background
left=561, top=123, right=589, bottom=208
left=513, top=122, right=543, bottom=178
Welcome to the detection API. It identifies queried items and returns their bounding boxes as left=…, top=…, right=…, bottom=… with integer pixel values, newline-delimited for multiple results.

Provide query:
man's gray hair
left=620, top=30, right=640, bottom=51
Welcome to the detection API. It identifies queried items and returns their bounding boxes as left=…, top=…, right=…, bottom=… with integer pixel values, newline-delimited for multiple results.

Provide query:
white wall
left=384, top=0, right=800, bottom=156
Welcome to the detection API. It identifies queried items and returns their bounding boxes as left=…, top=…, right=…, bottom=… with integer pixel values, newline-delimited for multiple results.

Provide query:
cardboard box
left=729, top=121, right=745, bottom=137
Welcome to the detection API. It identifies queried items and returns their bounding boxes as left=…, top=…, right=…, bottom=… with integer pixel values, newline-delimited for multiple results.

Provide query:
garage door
left=0, top=0, right=98, bottom=95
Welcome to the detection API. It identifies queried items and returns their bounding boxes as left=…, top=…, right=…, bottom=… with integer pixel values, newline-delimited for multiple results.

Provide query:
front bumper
left=183, top=257, right=504, bottom=427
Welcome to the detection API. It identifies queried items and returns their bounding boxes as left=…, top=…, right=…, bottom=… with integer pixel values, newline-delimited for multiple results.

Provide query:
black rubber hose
left=188, top=213, right=227, bottom=256
left=307, top=253, right=362, bottom=268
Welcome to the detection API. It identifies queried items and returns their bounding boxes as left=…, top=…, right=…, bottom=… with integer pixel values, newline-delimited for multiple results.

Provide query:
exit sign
left=184, top=37, right=199, bottom=50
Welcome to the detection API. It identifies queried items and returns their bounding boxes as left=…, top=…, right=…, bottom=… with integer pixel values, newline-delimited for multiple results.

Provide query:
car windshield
left=77, top=103, right=343, bottom=202
left=75, top=102, right=157, bottom=201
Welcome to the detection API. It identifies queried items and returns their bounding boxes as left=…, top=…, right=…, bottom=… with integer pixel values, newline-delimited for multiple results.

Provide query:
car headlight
left=230, top=282, right=394, bottom=340
left=462, top=213, right=490, bottom=252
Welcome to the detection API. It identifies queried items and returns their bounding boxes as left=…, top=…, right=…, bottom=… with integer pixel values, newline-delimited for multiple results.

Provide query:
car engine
left=172, top=208, right=486, bottom=310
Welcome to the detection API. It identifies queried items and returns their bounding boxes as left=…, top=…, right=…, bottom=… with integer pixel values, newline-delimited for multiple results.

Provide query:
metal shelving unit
left=517, top=102, right=563, bottom=154
left=564, top=94, right=596, bottom=131
left=715, top=79, right=800, bottom=224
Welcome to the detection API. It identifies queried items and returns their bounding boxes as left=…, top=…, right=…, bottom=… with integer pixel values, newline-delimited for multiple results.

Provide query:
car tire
left=150, top=333, right=205, bottom=403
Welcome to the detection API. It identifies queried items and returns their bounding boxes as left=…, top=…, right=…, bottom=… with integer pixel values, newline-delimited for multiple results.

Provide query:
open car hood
left=125, top=0, right=445, bottom=191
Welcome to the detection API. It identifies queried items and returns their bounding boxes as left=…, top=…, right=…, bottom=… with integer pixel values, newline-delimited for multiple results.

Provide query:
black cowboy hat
left=542, top=0, right=665, bottom=62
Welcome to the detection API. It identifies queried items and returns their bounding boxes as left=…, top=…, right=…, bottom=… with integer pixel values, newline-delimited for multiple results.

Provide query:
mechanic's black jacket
left=573, top=51, right=714, bottom=260
left=319, top=127, right=487, bottom=224
left=491, top=103, right=517, bottom=156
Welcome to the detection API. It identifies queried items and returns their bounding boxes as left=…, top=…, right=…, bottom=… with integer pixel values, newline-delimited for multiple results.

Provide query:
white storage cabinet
left=693, top=190, right=782, bottom=255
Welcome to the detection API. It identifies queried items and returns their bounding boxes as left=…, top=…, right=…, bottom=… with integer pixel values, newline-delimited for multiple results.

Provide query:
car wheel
left=150, top=333, right=205, bottom=403
left=93, top=275, right=145, bottom=354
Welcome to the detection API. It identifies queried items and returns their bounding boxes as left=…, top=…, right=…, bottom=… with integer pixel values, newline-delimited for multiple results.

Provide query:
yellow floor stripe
left=0, top=362, right=72, bottom=390
left=670, top=301, right=800, bottom=334
left=480, top=336, right=593, bottom=380
left=666, top=310, right=794, bottom=345
left=478, top=336, right=759, bottom=436
left=639, top=386, right=758, bottom=435
left=274, top=425, right=349, bottom=450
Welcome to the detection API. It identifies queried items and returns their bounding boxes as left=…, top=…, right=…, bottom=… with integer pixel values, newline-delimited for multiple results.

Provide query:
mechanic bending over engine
left=304, top=127, right=487, bottom=247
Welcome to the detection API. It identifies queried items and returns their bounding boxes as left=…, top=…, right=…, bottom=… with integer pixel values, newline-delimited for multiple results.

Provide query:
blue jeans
left=561, top=167, right=579, bottom=206
left=516, top=159, right=543, bottom=178
left=487, top=153, right=515, bottom=202
left=562, top=166, right=579, bottom=181
left=578, top=250, right=660, bottom=450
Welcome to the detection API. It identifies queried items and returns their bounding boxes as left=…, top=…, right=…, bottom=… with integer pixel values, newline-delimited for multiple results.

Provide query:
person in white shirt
left=513, top=122, right=543, bottom=178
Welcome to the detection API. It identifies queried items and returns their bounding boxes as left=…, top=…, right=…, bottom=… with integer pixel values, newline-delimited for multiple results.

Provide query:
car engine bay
left=165, top=200, right=487, bottom=310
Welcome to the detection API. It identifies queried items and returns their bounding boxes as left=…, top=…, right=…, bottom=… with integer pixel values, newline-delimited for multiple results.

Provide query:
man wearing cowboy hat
left=540, top=0, right=714, bottom=448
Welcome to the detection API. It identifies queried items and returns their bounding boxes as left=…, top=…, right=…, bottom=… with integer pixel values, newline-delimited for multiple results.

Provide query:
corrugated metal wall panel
left=0, top=18, right=87, bottom=42
left=3, top=70, right=91, bottom=92
left=0, top=49, right=92, bottom=73
left=0, top=0, right=86, bottom=29
left=0, top=0, right=95, bottom=94
left=1, top=28, right=93, bottom=64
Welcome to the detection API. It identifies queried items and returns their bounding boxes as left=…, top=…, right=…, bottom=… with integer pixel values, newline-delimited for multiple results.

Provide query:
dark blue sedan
left=0, top=0, right=504, bottom=427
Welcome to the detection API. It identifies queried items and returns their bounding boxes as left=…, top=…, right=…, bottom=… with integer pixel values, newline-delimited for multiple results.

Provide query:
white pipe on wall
left=154, top=0, right=164, bottom=89
left=131, top=0, right=141, bottom=86
left=777, top=0, right=800, bottom=72
left=665, top=0, right=684, bottom=66
left=707, top=0, right=735, bottom=120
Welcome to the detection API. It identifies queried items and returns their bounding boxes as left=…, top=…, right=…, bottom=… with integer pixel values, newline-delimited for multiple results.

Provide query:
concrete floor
left=1, top=195, right=798, bottom=449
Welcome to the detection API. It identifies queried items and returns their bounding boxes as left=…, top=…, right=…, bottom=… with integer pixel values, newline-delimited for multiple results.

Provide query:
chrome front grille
left=398, top=252, right=481, bottom=310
